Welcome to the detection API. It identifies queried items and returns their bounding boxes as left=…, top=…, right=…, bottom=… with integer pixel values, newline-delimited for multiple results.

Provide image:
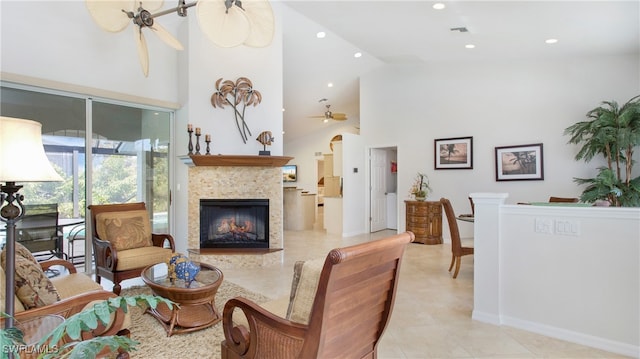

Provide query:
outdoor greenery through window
left=1, top=85, right=172, bottom=241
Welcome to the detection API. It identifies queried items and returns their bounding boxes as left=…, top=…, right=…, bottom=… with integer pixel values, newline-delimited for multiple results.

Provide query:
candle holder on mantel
left=187, top=127, right=194, bottom=155
left=195, top=128, right=201, bottom=155
left=205, top=135, right=211, bottom=155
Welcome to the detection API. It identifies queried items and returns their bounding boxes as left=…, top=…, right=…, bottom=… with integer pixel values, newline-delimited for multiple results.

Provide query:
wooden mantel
left=180, top=154, right=293, bottom=167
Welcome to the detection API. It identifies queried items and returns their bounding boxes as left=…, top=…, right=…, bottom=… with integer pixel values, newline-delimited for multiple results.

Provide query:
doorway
left=370, top=147, right=398, bottom=232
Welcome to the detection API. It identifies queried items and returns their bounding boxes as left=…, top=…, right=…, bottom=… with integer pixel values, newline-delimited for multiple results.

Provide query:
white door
left=370, top=148, right=387, bottom=232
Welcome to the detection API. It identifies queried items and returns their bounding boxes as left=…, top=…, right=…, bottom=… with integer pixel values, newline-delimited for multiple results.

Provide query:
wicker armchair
left=88, top=202, right=174, bottom=295
left=440, top=198, right=474, bottom=278
left=221, top=231, right=414, bottom=359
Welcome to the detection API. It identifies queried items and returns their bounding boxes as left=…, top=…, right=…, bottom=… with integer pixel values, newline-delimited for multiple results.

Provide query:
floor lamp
left=0, top=116, right=62, bottom=330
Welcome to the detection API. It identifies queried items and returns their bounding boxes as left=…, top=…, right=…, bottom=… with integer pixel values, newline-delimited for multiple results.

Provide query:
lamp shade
left=0, top=116, right=63, bottom=182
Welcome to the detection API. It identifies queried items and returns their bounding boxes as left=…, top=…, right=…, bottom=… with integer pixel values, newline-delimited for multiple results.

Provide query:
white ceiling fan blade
left=242, top=0, right=275, bottom=48
left=197, top=0, right=251, bottom=48
left=85, top=0, right=133, bottom=32
left=134, top=26, right=150, bottom=77
left=150, top=22, right=184, bottom=50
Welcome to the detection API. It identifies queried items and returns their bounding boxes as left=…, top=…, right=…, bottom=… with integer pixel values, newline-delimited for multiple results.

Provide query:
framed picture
left=283, top=165, right=297, bottom=182
left=495, top=143, right=544, bottom=181
left=434, top=136, right=473, bottom=169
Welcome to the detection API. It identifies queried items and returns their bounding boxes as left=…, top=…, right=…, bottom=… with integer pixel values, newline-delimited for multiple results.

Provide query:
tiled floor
left=110, top=229, right=626, bottom=358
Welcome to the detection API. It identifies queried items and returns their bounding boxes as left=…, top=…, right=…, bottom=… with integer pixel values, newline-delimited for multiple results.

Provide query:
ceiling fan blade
left=85, top=0, right=133, bottom=32
left=242, top=0, right=275, bottom=47
left=150, top=22, right=184, bottom=50
left=331, top=113, right=348, bottom=121
left=134, top=26, right=150, bottom=77
left=197, top=0, right=251, bottom=48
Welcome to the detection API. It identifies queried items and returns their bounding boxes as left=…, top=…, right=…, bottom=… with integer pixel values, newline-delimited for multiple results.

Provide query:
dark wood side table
left=405, top=200, right=443, bottom=244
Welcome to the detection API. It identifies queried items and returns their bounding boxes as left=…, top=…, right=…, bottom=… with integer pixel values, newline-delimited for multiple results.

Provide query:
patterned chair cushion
left=95, top=209, right=153, bottom=251
left=286, top=258, right=324, bottom=324
left=13, top=256, right=60, bottom=309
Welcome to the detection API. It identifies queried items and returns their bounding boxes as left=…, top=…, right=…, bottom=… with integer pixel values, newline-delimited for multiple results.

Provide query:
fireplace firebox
left=200, top=199, right=269, bottom=249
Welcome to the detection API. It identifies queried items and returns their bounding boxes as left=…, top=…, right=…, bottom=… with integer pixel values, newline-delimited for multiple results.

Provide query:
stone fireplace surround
left=182, top=155, right=292, bottom=268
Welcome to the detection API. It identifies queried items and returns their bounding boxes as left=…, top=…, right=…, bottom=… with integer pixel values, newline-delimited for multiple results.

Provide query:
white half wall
left=472, top=193, right=640, bottom=358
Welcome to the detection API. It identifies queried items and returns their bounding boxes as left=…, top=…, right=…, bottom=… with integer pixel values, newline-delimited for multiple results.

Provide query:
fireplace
left=200, top=199, right=269, bottom=249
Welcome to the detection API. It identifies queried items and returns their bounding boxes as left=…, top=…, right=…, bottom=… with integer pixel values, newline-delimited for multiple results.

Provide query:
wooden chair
left=220, top=231, right=415, bottom=359
left=440, top=198, right=474, bottom=279
left=549, top=196, right=579, bottom=203
left=88, top=202, right=175, bottom=294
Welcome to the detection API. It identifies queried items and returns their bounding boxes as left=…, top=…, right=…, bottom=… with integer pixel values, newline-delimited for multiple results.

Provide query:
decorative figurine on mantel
left=256, top=131, right=274, bottom=156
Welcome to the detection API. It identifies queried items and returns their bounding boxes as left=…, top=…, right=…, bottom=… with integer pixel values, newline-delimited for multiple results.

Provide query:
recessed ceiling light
left=327, top=82, right=333, bottom=88
left=465, top=44, right=475, bottom=49
left=282, top=108, right=285, bottom=112
left=433, top=3, right=445, bottom=10
left=323, top=119, right=329, bottom=123
left=354, top=52, right=362, bottom=58
left=282, top=131, right=285, bottom=135
left=545, top=38, right=558, bottom=44
left=316, top=31, right=326, bottom=39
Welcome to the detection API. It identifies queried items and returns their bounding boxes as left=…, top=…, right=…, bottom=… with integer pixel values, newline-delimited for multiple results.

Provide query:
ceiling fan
left=85, top=0, right=274, bottom=77
left=310, top=104, right=347, bottom=122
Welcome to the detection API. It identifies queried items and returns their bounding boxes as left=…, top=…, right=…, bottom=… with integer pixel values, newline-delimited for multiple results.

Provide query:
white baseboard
left=501, top=315, right=639, bottom=358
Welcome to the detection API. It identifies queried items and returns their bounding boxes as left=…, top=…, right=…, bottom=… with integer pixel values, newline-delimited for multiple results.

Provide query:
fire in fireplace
left=200, top=199, right=269, bottom=249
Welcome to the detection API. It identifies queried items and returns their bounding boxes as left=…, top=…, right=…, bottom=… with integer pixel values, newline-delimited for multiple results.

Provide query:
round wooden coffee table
left=141, top=261, right=224, bottom=336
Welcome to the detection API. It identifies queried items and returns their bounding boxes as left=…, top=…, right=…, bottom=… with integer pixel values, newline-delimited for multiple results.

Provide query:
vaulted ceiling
left=280, top=1, right=639, bottom=142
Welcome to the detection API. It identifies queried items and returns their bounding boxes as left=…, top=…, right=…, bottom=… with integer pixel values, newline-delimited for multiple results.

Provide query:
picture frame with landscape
left=495, top=143, right=544, bottom=181
left=434, top=136, right=473, bottom=169
left=283, top=164, right=297, bottom=182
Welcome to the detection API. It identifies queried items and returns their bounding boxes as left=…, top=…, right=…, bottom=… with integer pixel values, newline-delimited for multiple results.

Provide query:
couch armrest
left=12, top=290, right=129, bottom=338
left=40, top=259, right=77, bottom=273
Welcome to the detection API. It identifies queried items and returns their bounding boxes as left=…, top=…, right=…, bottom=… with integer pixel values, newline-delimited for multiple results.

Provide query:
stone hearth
left=181, top=155, right=292, bottom=268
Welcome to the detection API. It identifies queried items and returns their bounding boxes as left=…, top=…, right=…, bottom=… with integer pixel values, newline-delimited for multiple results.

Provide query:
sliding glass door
left=1, top=84, right=172, bottom=266
left=91, top=101, right=170, bottom=233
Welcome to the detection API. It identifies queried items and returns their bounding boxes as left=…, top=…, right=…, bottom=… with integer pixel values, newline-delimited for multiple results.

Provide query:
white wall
left=360, top=54, right=640, bottom=240
left=472, top=193, right=640, bottom=357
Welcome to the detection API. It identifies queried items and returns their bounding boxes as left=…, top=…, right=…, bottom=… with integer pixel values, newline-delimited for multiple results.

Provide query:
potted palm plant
left=564, top=95, right=640, bottom=207
left=1, top=294, right=173, bottom=359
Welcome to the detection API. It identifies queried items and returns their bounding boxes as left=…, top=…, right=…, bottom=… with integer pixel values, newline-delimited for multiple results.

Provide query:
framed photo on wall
left=434, top=136, right=473, bottom=169
left=495, top=143, right=544, bottom=181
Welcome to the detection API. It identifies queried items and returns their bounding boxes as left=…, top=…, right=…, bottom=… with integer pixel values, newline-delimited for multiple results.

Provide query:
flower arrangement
left=410, top=172, right=431, bottom=200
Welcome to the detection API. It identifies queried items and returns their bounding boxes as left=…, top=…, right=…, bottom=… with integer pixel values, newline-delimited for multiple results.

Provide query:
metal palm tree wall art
left=85, top=0, right=274, bottom=77
left=210, top=77, right=263, bottom=143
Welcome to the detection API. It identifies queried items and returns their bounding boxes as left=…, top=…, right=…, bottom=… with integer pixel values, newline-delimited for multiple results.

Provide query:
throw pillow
left=286, top=257, right=325, bottom=324
left=96, top=209, right=153, bottom=251
left=13, top=256, right=60, bottom=309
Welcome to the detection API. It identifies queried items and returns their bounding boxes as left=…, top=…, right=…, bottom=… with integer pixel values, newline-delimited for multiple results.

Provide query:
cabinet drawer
left=407, top=218, right=427, bottom=227
left=406, top=205, right=429, bottom=215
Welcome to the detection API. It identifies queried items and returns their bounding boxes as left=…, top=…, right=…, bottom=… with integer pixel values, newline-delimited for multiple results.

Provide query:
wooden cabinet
left=405, top=200, right=442, bottom=245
